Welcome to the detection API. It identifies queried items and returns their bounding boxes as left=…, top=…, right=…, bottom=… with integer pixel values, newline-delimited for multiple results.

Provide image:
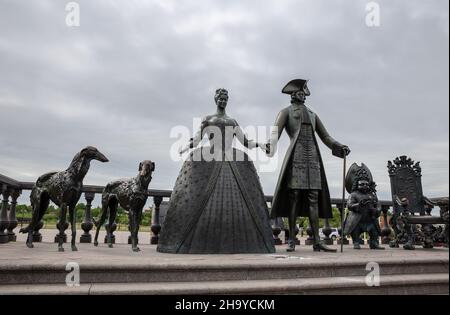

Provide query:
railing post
left=80, top=192, right=95, bottom=243
left=151, top=196, right=163, bottom=245
left=305, top=224, right=314, bottom=245
left=7, top=189, right=21, bottom=242
left=0, top=185, right=11, bottom=243
left=381, top=205, right=392, bottom=245
left=322, top=218, right=333, bottom=245
left=294, top=225, right=301, bottom=245
left=33, top=220, right=44, bottom=242
left=270, top=205, right=283, bottom=245
left=337, top=203, right=349, bottom=245
left=272, top=224, right=282, bottom=245
left=54, top=216, right=69, bottom=244
left=437, top=198, right=449, bottom=248
left=283, top=223, right=300, bottom=245
left=104, top=222, right=117, bottom=244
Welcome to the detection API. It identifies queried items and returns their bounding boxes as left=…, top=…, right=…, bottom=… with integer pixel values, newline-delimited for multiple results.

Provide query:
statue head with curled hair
left=214, top=88, right=229, bottom=110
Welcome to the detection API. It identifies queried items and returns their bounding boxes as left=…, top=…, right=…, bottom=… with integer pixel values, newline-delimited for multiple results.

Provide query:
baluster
left=281, top=220, right=300, bottom=245
left=381, top=205, right=392, bottom=245
left=80, top=192, right=95, bottom=243
left=305, top=224, right=314, bottom=245
left=337, top=227, right=349, bottom=245
left=337, top=203, right=349, bottom=245
left=437, top=199, right=449, bottom=248
left=0, top=185, right=11, bottom=243
left=55, top=203, right=69, bottom=243
left=359, top=234, right=366, bottom=245
left=284, top=228, right=289, bottom=243
left=33, top=220, right=44, bottom=242
left=7, top=189, right=21, bottom=242
left=294, top=224, right=300, bottom=245
left=104, top=222, right=117, bottom=244
left=322, top=218, right=333, bottom=245
left=269, top=203, right=283, bottom=245
left=272, top=226, right=282, bottom=245
left=271, top=217, right=283, bottom=245
left=150, top=196, right=163, bottom=245
left=55, top=221, right=69, bottom=243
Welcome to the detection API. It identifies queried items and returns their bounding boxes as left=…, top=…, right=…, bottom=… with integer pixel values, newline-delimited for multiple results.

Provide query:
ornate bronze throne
left=387, top=156, right=447, bottom=249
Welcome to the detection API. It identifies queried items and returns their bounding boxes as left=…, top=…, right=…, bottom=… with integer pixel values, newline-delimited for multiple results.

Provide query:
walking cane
left=340, top=154, right=347, bottom=253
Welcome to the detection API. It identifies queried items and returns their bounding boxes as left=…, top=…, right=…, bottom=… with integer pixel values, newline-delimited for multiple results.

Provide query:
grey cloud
left=0, top=0, right=448, bottom=206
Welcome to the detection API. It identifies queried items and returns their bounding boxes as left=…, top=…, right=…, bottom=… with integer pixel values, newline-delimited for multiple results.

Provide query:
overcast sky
left=0, top=0, right=448, bottom=206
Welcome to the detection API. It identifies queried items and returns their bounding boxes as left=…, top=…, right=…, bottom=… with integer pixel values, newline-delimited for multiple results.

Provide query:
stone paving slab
left=0, top=241, right=448, bottom=269
left=1, top=274, right=448, bottom=295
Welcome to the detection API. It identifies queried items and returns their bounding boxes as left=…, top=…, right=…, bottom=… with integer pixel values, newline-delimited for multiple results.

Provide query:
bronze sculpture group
left=18, top=80, right=448, bottom=254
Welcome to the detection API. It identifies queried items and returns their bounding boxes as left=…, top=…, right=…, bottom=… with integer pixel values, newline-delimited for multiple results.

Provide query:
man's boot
left=313, top=242, right=337, bottom=252
left=286, top=239, right=296, bottom=252
left=309, top=191, right=336, bottom=253
left=369, top=240, right=385, bottom=250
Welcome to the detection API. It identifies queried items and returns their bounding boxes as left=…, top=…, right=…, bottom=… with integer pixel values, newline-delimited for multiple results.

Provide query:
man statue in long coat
left=267, top=79, right=350, bottom=252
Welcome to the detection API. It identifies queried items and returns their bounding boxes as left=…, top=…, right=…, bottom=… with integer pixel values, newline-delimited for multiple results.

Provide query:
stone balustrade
left=0, top=173, right=447, bottom=246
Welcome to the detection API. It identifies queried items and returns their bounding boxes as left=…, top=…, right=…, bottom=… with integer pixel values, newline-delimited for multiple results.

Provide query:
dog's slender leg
left=58, top=202, right=67, bottom=252
left=107, top=200, right=118, bottom=248
left=25, top=191, right=41, bottom=249
left=136, top=208, right=143, bottom=250
left=94, top=196, right=109, bottom=246
left=70, top=205, right=78, bottom=251
left=130, top=208, right=141, bottom=252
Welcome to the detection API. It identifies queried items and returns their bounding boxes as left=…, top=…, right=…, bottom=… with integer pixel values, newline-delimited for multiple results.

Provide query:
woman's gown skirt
left=157, top=148, right=276, bottom=254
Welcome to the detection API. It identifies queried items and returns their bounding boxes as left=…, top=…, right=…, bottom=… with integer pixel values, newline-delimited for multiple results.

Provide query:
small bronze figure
left=267, top=79, right=350, bottom=252
left=20, top=146, right=109, bottom=251
left=343, top=163, right=384, bottom=250
left=94, top=160, right=155, bottom=252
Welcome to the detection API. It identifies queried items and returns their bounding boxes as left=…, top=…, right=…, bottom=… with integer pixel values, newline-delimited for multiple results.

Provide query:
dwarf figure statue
left=343, top=163, right=384, bottom=250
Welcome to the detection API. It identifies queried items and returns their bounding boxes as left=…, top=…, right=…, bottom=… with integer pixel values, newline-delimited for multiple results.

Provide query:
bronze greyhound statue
left=94, top=160, right=155, bottom=252
left=20, top=146, right=109, bottom=251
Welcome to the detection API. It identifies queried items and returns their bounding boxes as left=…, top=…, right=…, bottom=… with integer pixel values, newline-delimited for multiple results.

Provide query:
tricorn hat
left=345, top=163, right=374, bottom=194
left=282, top=79, right=311, bottom=96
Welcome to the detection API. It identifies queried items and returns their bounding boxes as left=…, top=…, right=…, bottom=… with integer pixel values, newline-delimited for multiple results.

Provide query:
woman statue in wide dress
left=157, top=89, right=275, bottom=254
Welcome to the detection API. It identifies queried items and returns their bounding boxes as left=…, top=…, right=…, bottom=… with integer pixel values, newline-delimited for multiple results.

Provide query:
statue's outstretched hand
left=262, top=143, right=271, bottom=155
left=256, top=143, right=270, bottom=154
left=342, top=145, right=351, bottom=157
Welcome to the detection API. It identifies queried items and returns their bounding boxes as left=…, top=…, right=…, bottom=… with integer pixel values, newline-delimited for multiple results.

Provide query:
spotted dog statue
left=94, top=160, right=155, bottom=252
